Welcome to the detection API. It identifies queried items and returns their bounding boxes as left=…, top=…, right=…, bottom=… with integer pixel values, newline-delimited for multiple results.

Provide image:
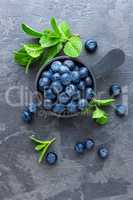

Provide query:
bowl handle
left=91, top=49, right=125, bottom=79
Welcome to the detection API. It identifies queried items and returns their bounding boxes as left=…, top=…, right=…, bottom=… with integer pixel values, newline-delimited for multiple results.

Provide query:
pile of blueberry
left=74, top=138, right=109, bottom=160
left=38, top=59, right=94, bottom=115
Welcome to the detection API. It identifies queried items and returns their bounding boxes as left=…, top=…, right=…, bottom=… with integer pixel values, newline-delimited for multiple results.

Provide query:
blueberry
left=28, top=103, right=37, bottom=113
left=97, top=146, right=109, bottom=159
left=63, top=60, right=75, bottom=70
left=51, top=81, right=63, bottom=94
left=72, top=90, right=81, bottom=101
left=44, top=88, right=56, bottom=100
left=51, top=61, right=62, bottom=72
left=85, top=88, right=94, bottom=100
left=85, top=139, right=95, bottom=151
left=21, top=109, right=32, bottom=123
left=45, top=152, right=58, bottom=165
left=74, top=66, right=80, bottom=71
left=71, top=71, right=80, bottom=83
left=67, top=101, right=77, bottom=113
left=52, top=103, right=65, bottom=113
left=78, top=99, right=88, bottom=111
left=74, top=142, right=85, bottom=154
left=52, top=73, right=60, bottom=81
left=115, top=104, right=127, bottom=117
left=59, top=65, right=70, bottom=74
left=79, top=67, right=88, bottom=79
left=61, top=73, right=72, bottom=85
left=85, top=39, right=97, bottom=53
left=41, top=71, right=52, bottom=79
left=85, top=76, right=92, bottom=87
left=58, top=92, right=70, bottom=104
left=78, top=81, right=86, bottom=90
left=65, top=84, right=76, bottom=97
left=43, top=99, right=53, bottom=110
left=109, top=84, right=121, bottom=97
left=39, top=77, right=50, bottom=87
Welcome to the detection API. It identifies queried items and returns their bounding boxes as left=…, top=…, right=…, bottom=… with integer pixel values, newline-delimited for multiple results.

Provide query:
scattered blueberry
left=52, top=103, right=65, bottom=113
left=78, top=81, right=86, bottom=91
left=85, top=139, right=95, bottom=151
left=78, top=99, right=88, bottom=111
left=115, top=104, right=127, bottom=117
left=67, top=101, right=77, bottom=113
left=85, top=76, right=92, bottom=87
left=71, top=71, right=80, bottom=83
left=28, top=103, right=37, bottom=113
left=51, top=61, right=62, bottom=72
left=97, top=146, right=109, bottom=159
left=59, top=65, right=70, bottom=74
left=65, top=84, right=76, bottom=97
left=74, top=142, right=85, bottom=154
left=85, top=88, right=94, bottom=100
left=51, top=81, right=63, bottom=94
left=63, top=60, right=75, bottom=70
left=52, top=73, right=60, bottom=81
left=43, top=99, right=53, bottom=110
left=85, top=39, right=97, bottom=53
left=58, top=92, right=70, bottom=104
left=21, top=109, right=32, bottom=123
left=44, top=88, right=56, bottom=100
left=109, top=84, right=121, bottom=97
left=45, top=152, right=58, bottom=165
left=61, top=73, right=72, bottom=85
left=79, top=67, right=88, bottom=79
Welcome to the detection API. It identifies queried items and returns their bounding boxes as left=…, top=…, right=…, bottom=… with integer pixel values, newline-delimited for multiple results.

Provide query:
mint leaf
left=59, top=21, right=71, bottom=38
left=35, top=143, right=47, bottom=151
left=64, top=36, right=82, bottom=57
left=25, top=57, right=33, bottom=74
left=39, top=34, right=60, bottom=48
left=92, top=107, right=108, bottom=125
left=24, top=44, right=43, bottom=58
left=21, top=23, right=43, bottom=38
left=14, top=48, right=32, bottom=66
left=92, top=98, right=115, bottom=107
left=50, top=17, right=61, bottom=36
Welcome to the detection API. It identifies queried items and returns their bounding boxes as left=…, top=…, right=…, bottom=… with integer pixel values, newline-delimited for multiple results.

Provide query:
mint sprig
left=14, top=17, right=82, bottom=73
left=82, top=98, right=115, bottom=125
left=30, top=136, right=56, bottom=163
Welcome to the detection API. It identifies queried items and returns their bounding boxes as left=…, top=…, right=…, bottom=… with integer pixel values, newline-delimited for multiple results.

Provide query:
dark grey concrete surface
left=0, top=0, right=133, bottom=199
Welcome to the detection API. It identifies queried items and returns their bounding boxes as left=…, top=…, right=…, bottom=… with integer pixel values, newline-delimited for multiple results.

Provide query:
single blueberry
left=63, top=60, right=75, bottom=70
left=97, top=146, right=109, bottom=159
left=74, top=66, right=80, bottom=71
left=85, top=88, right=94, bottom=100
left=59, top=65, right=70, bottom=74
left=61, top=73, right=72, bottom=85
left=72, top=90, right=81, bottom=101
left=74, top=142, right=85, bottom=154
left=52, top=73, right=60, bottom=81
left=84, top=138, right=95, bottom=151
left=78, top=99, right=88, bottom=111
left=28, top=103, right=37, bottom=113
left=51, top=81, right=63, bottom=94
left=85, top=39, right=97, bottom=53
left=115, top=104, right=127, bottom=117
left=58, top=92, right=70, bottom=104
left=51, top=61, right=62, bottom=72
left=67, top=101, right=78, bottom=113
left=21, top=110, right=32, bottom=123
left=41, top=71, right=52, bottom=79
left=78, top=81, right=86, bottom=91
left=52, top=103, right=65, bottom=114
left=109, top=84, right=121, bottom=97
left=39, top=77, right=50, bottom=87
left=45, top=152, right=58, bottom=165
left=71, top=71, right=80, bottom=83
left=44, top=88, right=56, bottom=100
left=65, top=84, right=76, bottom=97
left=85, top=76, right=92, bottom=87
left=43, top=99, right=53, bottom=110
left=79, top=67, right=88, bottom=79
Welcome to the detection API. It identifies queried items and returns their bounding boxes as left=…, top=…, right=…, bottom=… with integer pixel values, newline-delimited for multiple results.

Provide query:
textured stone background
left=0, top=0, right=133, bottom=199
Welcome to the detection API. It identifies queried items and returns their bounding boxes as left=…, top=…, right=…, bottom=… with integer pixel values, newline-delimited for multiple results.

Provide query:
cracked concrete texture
left=0, top=0, right=133, bottom=199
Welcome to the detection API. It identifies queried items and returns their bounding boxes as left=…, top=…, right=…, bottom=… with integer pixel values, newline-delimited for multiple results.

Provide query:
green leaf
left=39, top=34, right=60, bottom=48
left=59, top=21, right=71, bottom=38
left=35, top=143, right=47, bottom=151
left=92, top=98, right=115, bottom=107
left=14, top=48, right=31, bottom=66
left=25, top=57, right=33, bottom=74
left=24, top=44, right=43, bottom=58
left=92, top=107, right=108, bottom=125
left=30, top=136, right=45, bottom=144
left=21, top=23, right=43, bottom=38
left=38, top=143, right=49, bottom=163
left=64, top=36, right=82, bottom=57
left=50, top=17, right=61, bottom=36
left=42, top=43, right=63, bottom=65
